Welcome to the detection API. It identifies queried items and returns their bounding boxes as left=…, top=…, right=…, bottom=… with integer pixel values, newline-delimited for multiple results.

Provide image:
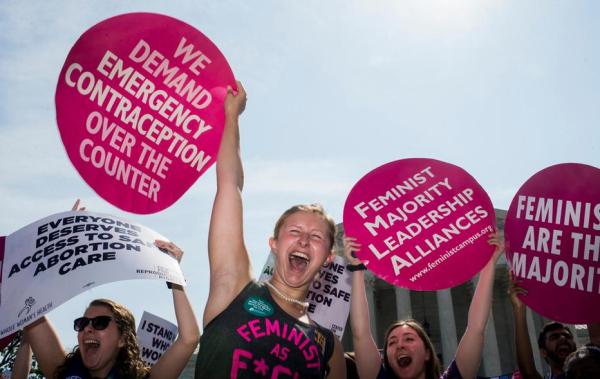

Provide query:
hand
left=508, top=270, right=527, bottom=312
left=155, top=240, right=184, bottom=263
left=224, top=80, right=247, bottom=118
left=343, top=236, right=363, bottom=265
left=487, top=232, right=504, bottom=263
left=71, top=199, right=86, bottom=211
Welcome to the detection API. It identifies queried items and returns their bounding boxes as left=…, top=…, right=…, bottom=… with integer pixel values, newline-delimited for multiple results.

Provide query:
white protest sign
left=0, top=211, right=184, bottom=338
left=0, top=237, right=16, bottom=350
left=137, top=311, right=178, bottom=366
left=259, top=254, right=351, bottom=339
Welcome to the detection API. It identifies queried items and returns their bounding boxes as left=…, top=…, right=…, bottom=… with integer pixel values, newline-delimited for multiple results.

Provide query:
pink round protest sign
left=505, top=163, right=600, bottom=324
left=55, top=13, right=235, bottom=214
left=343, top=158, right=496, bottom=290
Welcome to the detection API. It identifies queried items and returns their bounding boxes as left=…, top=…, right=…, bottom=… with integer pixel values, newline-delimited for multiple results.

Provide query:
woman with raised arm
left=4, top=332, right=33, bottom=379
left=24, top=240, right=199, bottom=379
left=193, top=82, right=346, bottom=379
left=344, top=234, right=503, bottom=379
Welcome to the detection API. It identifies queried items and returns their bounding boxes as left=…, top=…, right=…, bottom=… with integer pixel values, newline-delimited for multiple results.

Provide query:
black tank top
left=195, top=281, right=335, bottom=378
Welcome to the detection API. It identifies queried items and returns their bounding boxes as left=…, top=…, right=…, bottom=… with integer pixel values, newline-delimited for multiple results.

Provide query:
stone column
left=436, top=289, right=458, bottom=368
left=481, top=310, right=501, bottom=376
left=467, top=274, right=501, bottom=376
left=394, top=287, right=412, bottom=321
left=527, top=309, right=544, bottom=374
left=566, top=323, right=581, bottom=346
left=365, top=273, right=379, bottom=346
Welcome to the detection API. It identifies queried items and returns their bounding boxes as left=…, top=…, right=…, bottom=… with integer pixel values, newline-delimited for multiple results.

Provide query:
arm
left=23, top=317, right=66, bottom=378
left=454, top=234, right=503, bottom=379
left=327, top=337, right=347, bottom=379
left=509, top=272, right=543, bottom=379
left=16, top=199, right=80, bottom=378
left=203, top=82, right=251, bottom=326
left=344, top=237, right=382, bottom=379
left=150, top=241, right=200, bottom=379
left=11, top=334, right=32, bottom=379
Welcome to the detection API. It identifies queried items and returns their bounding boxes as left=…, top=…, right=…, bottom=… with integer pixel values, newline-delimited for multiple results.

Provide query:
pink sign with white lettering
left=343, top=158, right=496, bottom=290
left=505, top=163, right=600, bottom=323
left=55, top=13, right=235, bottom=214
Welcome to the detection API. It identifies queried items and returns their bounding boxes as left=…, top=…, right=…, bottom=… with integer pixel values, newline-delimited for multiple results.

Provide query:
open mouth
left=289, top=252, right=310, bottom=271
left=557, top=343, right=574, bottom=357
left=83, top=339, right=100, bottom=351
left=397, top=355, right=412, bottom=368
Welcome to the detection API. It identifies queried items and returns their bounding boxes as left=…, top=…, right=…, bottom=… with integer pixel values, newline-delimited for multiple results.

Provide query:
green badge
left=244, top=296, right=274, bottom=317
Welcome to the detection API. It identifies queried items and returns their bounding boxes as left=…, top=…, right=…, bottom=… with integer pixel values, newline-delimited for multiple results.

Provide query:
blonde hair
left=273, top=204, right=337, bottom=250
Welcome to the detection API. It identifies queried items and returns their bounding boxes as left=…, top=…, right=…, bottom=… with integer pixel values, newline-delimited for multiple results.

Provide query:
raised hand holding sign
left=505, top=163, right=600, bottom=323
left=343, top=158, right=497, bottom=290
left=55, top=13, right=236, bottom=213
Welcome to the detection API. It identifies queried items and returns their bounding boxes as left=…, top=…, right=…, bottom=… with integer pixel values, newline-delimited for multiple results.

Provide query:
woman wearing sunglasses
left=24, top=240, right=199, bottom=379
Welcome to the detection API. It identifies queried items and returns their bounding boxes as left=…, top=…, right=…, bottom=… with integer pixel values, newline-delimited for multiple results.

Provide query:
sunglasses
left=73, top=315, right=113, bottom=332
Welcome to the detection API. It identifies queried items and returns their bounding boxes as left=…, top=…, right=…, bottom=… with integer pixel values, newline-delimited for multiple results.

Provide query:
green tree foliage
left=0, top=332, right=44, bottom=379
left=0, top=333, right=20, bottom=375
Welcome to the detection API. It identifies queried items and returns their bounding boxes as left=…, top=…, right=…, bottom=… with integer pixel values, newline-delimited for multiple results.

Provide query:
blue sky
left=1, top=0, right=599, bottom=349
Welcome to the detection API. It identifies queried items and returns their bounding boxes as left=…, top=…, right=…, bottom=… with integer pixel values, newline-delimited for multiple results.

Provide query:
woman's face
left=77, top=305, right=124, bottom=378
left=386, top=325, right=430, bottom=379
left=269, top=211, right=334, bottom=289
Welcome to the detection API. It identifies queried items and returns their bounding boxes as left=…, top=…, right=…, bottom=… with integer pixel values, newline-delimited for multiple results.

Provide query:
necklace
left=264, top=281, right=309, bottom=309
